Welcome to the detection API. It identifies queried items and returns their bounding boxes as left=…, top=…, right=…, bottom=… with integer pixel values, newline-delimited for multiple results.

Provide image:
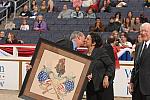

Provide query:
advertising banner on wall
left=0, top=59, right=133, bottom=98
left=0, top=61, right=19, bottom=90
left=114, top=66, right=133, bottom=97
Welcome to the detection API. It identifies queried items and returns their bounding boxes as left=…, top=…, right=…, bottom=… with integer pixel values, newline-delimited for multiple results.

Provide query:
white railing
left=0, top=44, right=36, bottom=57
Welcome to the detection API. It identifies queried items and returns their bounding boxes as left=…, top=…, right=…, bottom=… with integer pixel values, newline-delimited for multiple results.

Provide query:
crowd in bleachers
left=0, top=0, right=150, bottom=61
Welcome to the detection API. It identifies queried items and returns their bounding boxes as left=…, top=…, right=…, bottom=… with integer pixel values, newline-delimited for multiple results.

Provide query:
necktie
left=141, top=43, right=147, bottom=58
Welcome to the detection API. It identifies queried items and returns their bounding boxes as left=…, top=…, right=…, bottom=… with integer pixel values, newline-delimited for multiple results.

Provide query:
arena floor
left=0, top=90, right=131, bottom=100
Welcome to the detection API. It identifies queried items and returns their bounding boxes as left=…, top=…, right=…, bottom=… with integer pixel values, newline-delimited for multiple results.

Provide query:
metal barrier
left=0, top=7, right=8, bottom=23
left=8, top=0, right=30, bottom=19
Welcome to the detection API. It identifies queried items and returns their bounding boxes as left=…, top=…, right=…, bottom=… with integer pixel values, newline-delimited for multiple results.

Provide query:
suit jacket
left=131, top=42, right=150, bottom=95
left=103, top=44, right=115, bottom=80
left=90, top=47, right=115, bottom=91
left=103, top=44, right=115, bottom=64
left=56, top=38, right=73, bottom=50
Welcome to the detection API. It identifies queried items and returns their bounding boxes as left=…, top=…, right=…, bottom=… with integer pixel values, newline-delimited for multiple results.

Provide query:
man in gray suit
left=129, top=22, right=150, bottom=100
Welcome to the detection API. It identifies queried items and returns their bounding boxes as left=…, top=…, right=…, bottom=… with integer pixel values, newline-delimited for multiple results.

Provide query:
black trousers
left=132, top=82, right=150, bottom=100
left=86, top=81, right=114, bottom=100
left=102, top=84, right=114, bottom=100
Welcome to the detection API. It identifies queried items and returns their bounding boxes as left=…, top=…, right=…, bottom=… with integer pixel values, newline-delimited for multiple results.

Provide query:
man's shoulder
left=135, top=42, right=143, bottom=50
left=56, top=38, right=73, bottom=50
left=137, top=42, right=143, bottom=47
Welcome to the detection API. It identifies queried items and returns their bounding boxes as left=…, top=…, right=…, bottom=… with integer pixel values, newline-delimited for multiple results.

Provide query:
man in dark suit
left=129, top=23, right=150, bottom=100
left=56, top=31, right=85, bottom=50
left=102, top=41, right=116, bottom=100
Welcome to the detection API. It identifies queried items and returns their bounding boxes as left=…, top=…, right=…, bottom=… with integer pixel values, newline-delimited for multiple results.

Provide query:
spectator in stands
left=93, top=17, right=105, bottom=32
left=85, top=8, right=96, bottom=18
left=48, top=0, right=54, bottom=12
left=33, top=14, right=48, bottom=31
left=120, top=17, right=131, bottom=33
left=105, top=16, right=121, bottom=32
left=20, top=19, right=29, bottom=30
left=114, top=12, right=122, bottom=23
left=87, top=0, right=110, bottom=13
left=126, top=11, right=135, bottom=26
left=82, top=0, right=95, bottom=7
left=121, top=31, right=133, bottom=44
left=40, top=0, right=47, bottom=13
left=100, top=0, right=111, bottom=13
left=119, top=33, right=132, bottom=47
left=144, top=0, right=150, bottom=8
left=139, top=13, right=148, bottom=23
left=71, top=6, right=84, bottom=18
left=57, top=4, right=73, bottom=18
left=4, top=21, right=16, bottom=30
left=116, top=0, right=127, bottom=8
left=31, top=0, right=37, bottom=10
left=87, top=0, right=99, bottom=12
left=0, top=31, right=6, bottom=44
left=132, top=34, right=143, bottom=52
left=98, top=0, right=110, bottom=10
left=5, top=32, right=21, bottom=44
left=31, top=5, right=39, bottom=18
left=130, top=17, right=142, bottom=32
left=72, top=0, right=83, bottom=8
left=111, top=30, right=120, bottom=46
left=19, top=5, right=32, bottom=19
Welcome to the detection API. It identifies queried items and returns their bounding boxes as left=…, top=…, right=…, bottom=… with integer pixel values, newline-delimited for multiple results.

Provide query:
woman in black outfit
left=85, top=32, right=115, bottom=100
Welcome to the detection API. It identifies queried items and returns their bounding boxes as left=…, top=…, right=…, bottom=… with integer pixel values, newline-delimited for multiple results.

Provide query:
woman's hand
left=128, top=82, right=134, bottom=94
left=26, top=63, right=32, bottom=71
left=87, top=73, right=92, bottom=82
left=103, top=76, right=109, bottom=88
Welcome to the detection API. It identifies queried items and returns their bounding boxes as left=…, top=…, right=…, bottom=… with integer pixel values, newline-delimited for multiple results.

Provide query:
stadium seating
left=0, top=0, right=148, bottom=44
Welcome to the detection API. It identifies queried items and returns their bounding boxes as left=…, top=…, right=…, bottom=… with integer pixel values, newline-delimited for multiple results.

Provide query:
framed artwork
left=19, top=38, right=92, bottom=100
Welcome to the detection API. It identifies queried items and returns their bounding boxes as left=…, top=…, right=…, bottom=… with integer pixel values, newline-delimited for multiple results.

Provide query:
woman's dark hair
left=134, top=17, right=141, bottom=24
left=115, top=11, right=121, bottom=19
left=95, top=18, right=104, bottom=27
left=120, top=32, right=128, bottom=38
left=31, top=0, right=37, bottom=9
left=135, top=34, right=142, bottom=44
left=7, top=32, right=16, bottom=39
left=95, top=21, right=104, bottom=27
left=89, top=32, right=103, bottom=48
left=127, top=11, right=133, bottom=18
left=124, top=17, right=131, bottom=28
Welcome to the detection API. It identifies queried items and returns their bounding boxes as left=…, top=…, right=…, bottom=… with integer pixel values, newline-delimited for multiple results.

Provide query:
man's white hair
left=70, top=31, right=83, bottom=40
left=140, top=22, right=150, bottom=29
